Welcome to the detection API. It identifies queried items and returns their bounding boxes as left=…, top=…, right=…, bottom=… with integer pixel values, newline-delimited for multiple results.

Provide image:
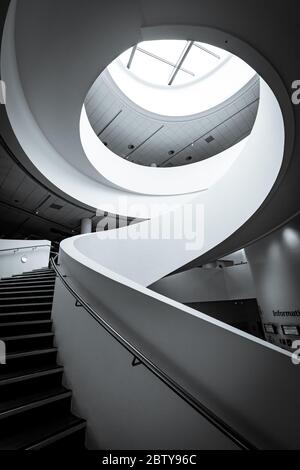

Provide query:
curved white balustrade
left=62, top=80, right=284, bottom=287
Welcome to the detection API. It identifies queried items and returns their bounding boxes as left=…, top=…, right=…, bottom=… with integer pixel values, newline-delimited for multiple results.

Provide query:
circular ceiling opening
left=115, top=40, right=230, bottom=87
left=84, top=39, right=260, bottom=170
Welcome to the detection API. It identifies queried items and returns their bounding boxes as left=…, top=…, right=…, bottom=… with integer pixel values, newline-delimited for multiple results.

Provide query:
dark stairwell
left=0, top=267, right=86, bottom=450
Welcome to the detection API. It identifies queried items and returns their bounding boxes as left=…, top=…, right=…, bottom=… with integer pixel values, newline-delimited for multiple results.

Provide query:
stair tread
left=0, top=365, right=63, bottom=385
left=0, top=278, right=55, bottom=281
left=0, top=320, right=52, bottom=327
left=0, top=295, right=53, bottom=300
left=0, top=332, right=54, bottom=341
left=0, top=302, right=52, bottom=313
left=0, top=310, right=52, bottom=315
left=12, top=274, right=56, bottom=277
left=5, top=347, right=58, bottom=360
left=0, top=289, right=54, bottom=293
left=0, top=413, right=85, bottom=450
left=0, top=269, right=85, bottom=449
left=24, top=269, right=53, bottom=273
left=9, top=276, right=56, bottom=279
left=0, top=386, right=71, bottom=417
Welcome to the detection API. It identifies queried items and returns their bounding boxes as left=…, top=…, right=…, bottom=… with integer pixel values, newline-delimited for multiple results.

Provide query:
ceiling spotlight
left=168, top=150, right=175, bottom=156
left=128, top=144, right=135, bottom=150
left=205, top=135, right=215, bottom=144
left=186, top=156, right=192, bottom=161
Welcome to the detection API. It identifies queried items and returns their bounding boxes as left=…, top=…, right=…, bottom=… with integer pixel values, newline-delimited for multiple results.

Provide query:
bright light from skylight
left=108, top=40, right=256, bottom=116
left=118, top=40, right=229, bottom=87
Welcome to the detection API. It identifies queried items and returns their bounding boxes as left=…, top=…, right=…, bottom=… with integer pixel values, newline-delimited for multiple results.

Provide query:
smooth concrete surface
left=151, top=264, right=256, bottom=303
left=53, top=251, right=300, bottom=449
left=52, top=279, right=236, bottom=450
left=58, top=80, right=285, bottom=287
left=246, top=213, right=300, bottom=350
left=0, top=239, right=50, bottom=277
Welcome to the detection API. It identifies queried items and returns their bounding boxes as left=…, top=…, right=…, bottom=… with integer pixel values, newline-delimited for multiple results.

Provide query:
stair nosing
left=25, top=420, right=86, bottom=451
left=6, top=347, right=58, bottom=360
left=0, top=320, right=52, bottom=327
left=0, top=390, right=72, bottom=421
left=25, top=418, right=86, bottom=450
left=0, top=332, right=54, bottom=342
left=0, top=311, right=52, bottom=316
left=0, top=302, right=53, bottom=308
left=0, top=366, right=64, bottom=386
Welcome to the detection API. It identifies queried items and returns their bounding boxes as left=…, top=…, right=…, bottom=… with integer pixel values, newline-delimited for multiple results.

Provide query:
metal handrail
left=0, top=244, right=51, bottom=253
left=50, top=254, right=257, bottom=450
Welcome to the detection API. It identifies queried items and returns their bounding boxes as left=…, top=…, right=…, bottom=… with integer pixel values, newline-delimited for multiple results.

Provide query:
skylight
left=108, top=40, right=256, bottom=116
left=118, top=40, right=229, bottom=87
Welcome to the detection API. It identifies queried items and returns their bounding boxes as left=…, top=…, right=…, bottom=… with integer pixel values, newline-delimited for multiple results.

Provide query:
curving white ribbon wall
left=1, top=0, right=285, bottom=286
left=62, top=79, right=284, bottom=287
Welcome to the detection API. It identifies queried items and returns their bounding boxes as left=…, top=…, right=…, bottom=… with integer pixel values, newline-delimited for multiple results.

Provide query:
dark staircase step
left=1, top=348, right=58, bottom=375
left=2, top=276, right=56, bottom=283
left=0, top=278, right=55, bottom=284
left=0, top=365, right=64, bottom=386
left=0, top=320, right=52, bottom=336
left=0, top=386, right=72, bottom=423
left=0, top=290, right=54, bottom=299
left=1, top=333, right=54, bottom=354
left=0, top=411, right=86, bottom=450
left=0, top=282, right=55, bottom=290
left=11, top=272, right=56, bottom=278
left=24, top=269, right=53, bottom=274
left=0, top=295, right=54, bottom=304
left=0, top=311, right=52, bottom=322
left=0, top=366, right=64, bottom=399
left=0, top=267, right=86, bottom=449
left=0, top=286, right=54, bottom=293
left=0, top=302, right=53, bottom=313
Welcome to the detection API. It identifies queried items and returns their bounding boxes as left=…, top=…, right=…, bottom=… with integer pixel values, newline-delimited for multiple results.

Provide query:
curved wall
left=246, top=213, right=300, bottom=351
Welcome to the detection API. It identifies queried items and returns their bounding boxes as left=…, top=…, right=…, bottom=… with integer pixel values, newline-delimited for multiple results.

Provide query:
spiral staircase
left=1, top=0, right=300, bottom=450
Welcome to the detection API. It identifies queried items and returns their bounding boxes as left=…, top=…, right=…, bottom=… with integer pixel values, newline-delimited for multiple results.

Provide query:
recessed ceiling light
left=205, top=135, right=215, bottom=143
left=50, top=203, right=63, bottom=210
left=186, top=156, right=192, bottom=161
left=168, top=150, right=175, bottom=155
left=128, top=144, right=135, bottom=150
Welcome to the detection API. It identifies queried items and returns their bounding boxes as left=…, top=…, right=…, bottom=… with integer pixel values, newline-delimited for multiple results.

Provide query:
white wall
left=246, top=214, right=300, bottom=349
left=0, top=240, right=51, bottom=278
left=52, top=279, right=236, bottom=450
left=151, top=264, right=256, bottom=303
left=52, top=251, right=300, bottom=449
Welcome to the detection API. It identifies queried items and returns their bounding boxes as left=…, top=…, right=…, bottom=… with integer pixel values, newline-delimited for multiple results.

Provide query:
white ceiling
left=85, top=73, right=259, bottom=167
